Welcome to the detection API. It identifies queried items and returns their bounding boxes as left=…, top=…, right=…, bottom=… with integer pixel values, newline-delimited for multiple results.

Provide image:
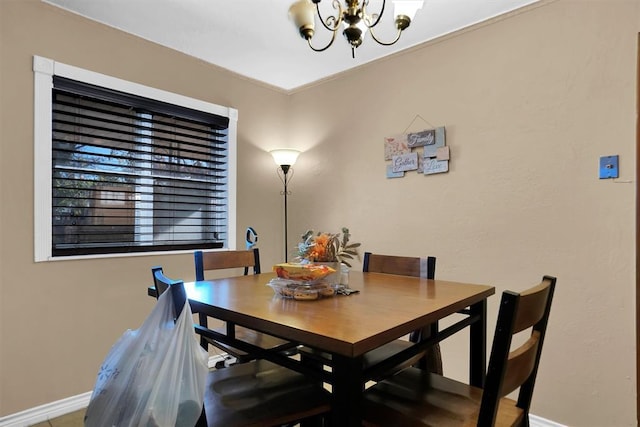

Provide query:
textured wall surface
left=0, top=0, right=289, bottom=416
left=285, top=1, right=638, bottom=425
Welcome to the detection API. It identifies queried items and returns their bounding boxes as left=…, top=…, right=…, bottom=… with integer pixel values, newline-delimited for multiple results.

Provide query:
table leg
left=469, top=298, right=487, bottom=387
left=331, top=354, right=364, bottom=426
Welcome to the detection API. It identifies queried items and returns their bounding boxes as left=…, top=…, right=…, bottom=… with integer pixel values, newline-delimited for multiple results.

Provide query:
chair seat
left=201, top=360, right=331, bottom=427
left=362, top=340, right=442, bottom=380
left=204, top=325, right=299, bottom=363
left=362, top=368, right=524, bottom=427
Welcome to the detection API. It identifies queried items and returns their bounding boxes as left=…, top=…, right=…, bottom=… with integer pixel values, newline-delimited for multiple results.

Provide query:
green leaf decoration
left=296, top=226, right=360, bottom=264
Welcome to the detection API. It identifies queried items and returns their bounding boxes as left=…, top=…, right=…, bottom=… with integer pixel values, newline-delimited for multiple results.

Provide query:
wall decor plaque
left=407, top=129, right=435, bottom=148
left=423, top=158, right=449, bottom=175
left=392, top=152, right=418, bottom=173
left=383, top=125, right=448, bottom=178
left=384, top=134, right=409, bottom=161
left=386, top=164, right=404, bottom=178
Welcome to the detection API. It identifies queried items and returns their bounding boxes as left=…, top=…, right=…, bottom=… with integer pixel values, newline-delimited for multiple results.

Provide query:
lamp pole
left=270, top=149, right=301, bottom=263
left=280, top=164, right=291, bottom=262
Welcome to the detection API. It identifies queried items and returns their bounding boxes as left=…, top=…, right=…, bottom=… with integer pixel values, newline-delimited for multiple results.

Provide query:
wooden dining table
left=148, top=271, right=494, bottom=426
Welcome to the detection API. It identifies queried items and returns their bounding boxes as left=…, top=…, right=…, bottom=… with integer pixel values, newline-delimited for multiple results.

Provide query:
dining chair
left=361, top=252, right=443, bottom=378
left=155, top=269, right=331, bottom=427
left=362, top=275, right=556, bottom=427
left=296, top=252, right=441, bottom=382
left=194, top=248, right=261, bottom=279
left=151, top=265, right=172, bottom=297
left=193, top=250, right=299, bottom=365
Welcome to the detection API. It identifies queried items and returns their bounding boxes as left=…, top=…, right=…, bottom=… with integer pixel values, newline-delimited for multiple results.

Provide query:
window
left=33, top=56, right=237, bottom=261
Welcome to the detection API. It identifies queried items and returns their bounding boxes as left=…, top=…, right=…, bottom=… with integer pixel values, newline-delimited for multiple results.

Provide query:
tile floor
left=27, top=349, right=333, bottom=426
left=30, top=409, right=86, bottom=427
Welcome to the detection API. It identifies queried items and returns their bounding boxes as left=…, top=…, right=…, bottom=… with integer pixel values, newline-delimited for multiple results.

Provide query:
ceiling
left=43, top=0, right=539, bottom=91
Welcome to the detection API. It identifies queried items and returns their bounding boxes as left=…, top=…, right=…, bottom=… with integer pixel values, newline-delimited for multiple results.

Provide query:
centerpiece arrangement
left=296, top=227, right=361, bottom=267
left=270, top=227, right=360, bottom=300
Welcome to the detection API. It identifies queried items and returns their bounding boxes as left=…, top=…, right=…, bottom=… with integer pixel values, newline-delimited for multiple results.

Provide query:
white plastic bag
left=84, top=288, right=209, bottom=427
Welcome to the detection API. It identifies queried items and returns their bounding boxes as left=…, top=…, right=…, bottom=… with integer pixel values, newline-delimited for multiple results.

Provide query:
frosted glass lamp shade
left=289, top=0, right=316, bottom=40
left=270, top=149, right=301, bottom=166
left=393, top=0, right=423, bottom=20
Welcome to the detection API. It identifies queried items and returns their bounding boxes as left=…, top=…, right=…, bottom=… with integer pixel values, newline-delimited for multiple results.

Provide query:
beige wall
left=0, top=0, right=637, bottom=425
left=286, top=1, right=638, bottom=425
left=0, top=0, right=291, bottom=417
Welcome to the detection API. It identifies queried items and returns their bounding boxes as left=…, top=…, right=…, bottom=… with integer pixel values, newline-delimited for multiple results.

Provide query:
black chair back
left=478, top=275, right=556, bottom=425
left=151, top=266, right=186, bottom=319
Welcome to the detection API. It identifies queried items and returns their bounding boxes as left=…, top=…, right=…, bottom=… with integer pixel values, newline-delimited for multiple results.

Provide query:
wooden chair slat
left=500, top=332, right=540, bottom=397
left=365, top=252, right=436, bottom=279
left=200, top=250, right=258, bottom=272
left=512, top=282, right=552, bottom=333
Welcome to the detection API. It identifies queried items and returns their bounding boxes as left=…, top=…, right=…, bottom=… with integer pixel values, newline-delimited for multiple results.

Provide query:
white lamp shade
left=289, top=0, right=315, bottom=34
left=393, top=0, right=423, bottom=20
left=270, top=149, right=301, bottom=166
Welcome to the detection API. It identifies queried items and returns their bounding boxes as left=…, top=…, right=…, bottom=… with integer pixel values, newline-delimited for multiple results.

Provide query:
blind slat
left=51, top=77, right=229, bottom=256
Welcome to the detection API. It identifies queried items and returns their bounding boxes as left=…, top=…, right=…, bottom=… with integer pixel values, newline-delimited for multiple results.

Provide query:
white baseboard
left=0, top=391, right=92, bottom=427
left=0, top=355, right=227, bottom=427
left=0, top=354, right=564, bottom=427
left=530, top=414, right=567, bottom=427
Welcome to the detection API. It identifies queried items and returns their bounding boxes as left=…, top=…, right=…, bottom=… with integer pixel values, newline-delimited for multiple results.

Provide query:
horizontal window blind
left=51, top=76, right=229, bottom=256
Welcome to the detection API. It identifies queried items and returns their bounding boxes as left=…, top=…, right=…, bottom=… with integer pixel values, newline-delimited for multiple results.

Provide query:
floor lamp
left=270, top=149, right=301, bottom=262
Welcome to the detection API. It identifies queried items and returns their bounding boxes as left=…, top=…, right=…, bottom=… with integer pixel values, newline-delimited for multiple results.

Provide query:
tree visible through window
left=51, top=77, right=230, bottom=256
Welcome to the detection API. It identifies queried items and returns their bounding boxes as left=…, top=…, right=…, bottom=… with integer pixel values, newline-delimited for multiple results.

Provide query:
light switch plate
left=599, top=155, right=619, bottom=179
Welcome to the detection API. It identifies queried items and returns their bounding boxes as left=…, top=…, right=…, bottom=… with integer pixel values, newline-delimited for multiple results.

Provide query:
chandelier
left=289, top=0, right=424, bottom=58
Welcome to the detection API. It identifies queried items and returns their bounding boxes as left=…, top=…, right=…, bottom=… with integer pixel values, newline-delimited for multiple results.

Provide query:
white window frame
left=33, top=55, right=238, bottom=262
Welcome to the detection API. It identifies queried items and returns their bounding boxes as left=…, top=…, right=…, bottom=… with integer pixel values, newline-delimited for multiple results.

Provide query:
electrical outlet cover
left=599, top=155, right=619, bottom=179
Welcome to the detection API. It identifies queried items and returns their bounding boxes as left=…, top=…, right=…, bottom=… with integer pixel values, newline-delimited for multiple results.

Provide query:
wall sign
left=384, top=125, right=448, bottom=178
left=424, top=158, right=449, bottom=175
left=392, top=152, right=418, bottom=173
left=407, top=129, right=435, bottom=148
left=386, top=164, right=404, bottom=178
left=384, top=135, right=409, bottom=160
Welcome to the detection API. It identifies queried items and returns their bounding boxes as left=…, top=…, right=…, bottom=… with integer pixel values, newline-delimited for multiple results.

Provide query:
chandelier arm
left=307, top=30, right=338, bottom=52
left=368, top=26, right=402, bottom=46
left=362, top=0, right=386, bottom=28
left=316, top=0, right=343, bottom=32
